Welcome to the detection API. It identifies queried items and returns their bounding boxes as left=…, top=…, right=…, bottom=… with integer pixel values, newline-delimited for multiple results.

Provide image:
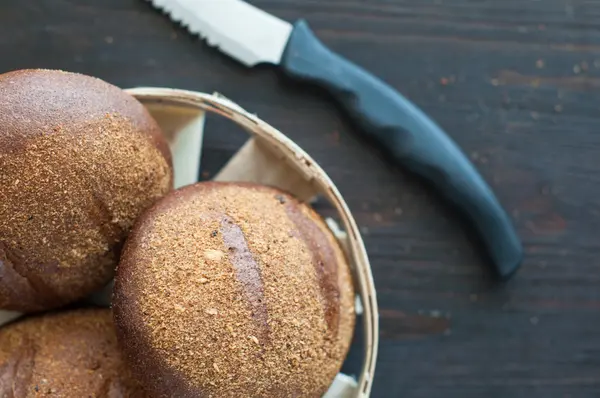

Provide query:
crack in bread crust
left=221, top=216, right=270, bottom=344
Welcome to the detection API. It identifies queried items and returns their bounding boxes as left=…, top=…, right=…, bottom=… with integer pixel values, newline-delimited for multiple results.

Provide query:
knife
left=149, top=0, right=523, bottom=280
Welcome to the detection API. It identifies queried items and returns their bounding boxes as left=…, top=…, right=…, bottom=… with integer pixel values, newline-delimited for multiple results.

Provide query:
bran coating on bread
left=0, top=69, right=173, bottom=312
left=0, top=308, right=148, bottom=397
left=113, top=182, right=355, bottom=398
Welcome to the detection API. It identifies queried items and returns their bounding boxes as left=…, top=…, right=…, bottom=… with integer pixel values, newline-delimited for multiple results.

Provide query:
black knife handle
left=280, top=20, right=522, bottom=279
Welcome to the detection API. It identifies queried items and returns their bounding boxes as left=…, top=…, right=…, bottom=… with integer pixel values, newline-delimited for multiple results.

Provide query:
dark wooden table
left=2, top=0, right=600, bottom=397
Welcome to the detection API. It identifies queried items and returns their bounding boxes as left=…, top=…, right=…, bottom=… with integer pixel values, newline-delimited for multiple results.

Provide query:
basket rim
left=126, top=87, right=380, bottom=398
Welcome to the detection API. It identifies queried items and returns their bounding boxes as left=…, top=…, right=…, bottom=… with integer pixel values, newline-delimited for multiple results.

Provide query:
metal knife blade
left=149, top=0, right=523, bottom=280
left=149, top=0, right=292, bottom=66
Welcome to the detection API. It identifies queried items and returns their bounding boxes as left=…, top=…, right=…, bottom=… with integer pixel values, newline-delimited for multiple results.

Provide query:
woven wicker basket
left=0, top=88, right=379, bottom=398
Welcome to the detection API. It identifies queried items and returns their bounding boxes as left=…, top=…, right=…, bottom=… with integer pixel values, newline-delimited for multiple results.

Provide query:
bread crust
left=113, top=182, right=355, bottom=398
left=0, top=69, right=173, bottom=312
left=0, top=308, right=148, bottom=397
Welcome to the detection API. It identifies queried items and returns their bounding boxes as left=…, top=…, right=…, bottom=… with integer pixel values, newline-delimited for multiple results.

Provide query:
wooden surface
left=1, top=0, right=599, bottom=397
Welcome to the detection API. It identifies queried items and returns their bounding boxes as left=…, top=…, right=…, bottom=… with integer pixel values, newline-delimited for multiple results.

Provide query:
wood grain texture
left=1, top=0, right=600, bottom=397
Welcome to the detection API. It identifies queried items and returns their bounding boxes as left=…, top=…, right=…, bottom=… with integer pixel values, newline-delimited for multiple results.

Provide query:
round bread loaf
left=0, top=308, right=148, bottom=397
left=113, top=182, right=356, bottom=397
left=0, top=69, right=173, bottom=312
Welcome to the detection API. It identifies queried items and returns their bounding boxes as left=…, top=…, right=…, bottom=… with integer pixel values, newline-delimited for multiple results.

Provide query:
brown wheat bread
left=113, top=182, right=355, bottom=398
left=0, top=69, right=173, bottom=312
left=0, top=308, right=148, bottom=397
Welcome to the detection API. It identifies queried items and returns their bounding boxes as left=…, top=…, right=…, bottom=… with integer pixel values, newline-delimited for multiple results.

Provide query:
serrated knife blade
left=150, top=0, right=292, bottom=66
left=149, top=0, right=523, bottom=281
